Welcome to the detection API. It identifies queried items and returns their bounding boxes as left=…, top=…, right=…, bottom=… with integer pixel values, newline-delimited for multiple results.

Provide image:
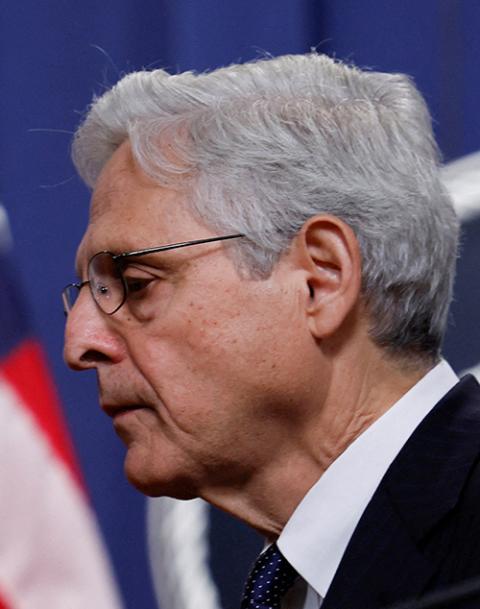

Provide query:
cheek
left=127, top=281, right=310, bottom=421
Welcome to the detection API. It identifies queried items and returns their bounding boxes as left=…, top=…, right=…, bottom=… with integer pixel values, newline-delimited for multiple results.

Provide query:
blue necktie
left=241, top=543, right=299, bottom=609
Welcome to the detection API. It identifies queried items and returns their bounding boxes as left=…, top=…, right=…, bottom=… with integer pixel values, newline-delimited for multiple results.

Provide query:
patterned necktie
left=241, top=543, right=299, bottom=609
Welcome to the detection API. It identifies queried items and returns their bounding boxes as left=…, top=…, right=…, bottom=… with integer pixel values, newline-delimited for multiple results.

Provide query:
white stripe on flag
left=0, top=376, right=124, bottom=609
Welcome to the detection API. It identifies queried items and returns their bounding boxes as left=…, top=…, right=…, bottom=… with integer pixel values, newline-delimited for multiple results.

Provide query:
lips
left=101, top=403, right=149, bottom=419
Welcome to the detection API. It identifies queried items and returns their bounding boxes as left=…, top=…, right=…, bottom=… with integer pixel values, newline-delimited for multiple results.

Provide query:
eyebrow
left=117, top=255, right=180, bottom=276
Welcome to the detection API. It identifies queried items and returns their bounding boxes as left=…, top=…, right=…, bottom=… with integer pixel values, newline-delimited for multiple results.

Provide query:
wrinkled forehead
left=89, top=141, right=149, bottom=220
left=74, top=143, right=143, bottom=268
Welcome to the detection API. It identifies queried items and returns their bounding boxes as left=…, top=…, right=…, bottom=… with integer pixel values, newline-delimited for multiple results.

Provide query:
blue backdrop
left=1, top=2, right=479, bottom=608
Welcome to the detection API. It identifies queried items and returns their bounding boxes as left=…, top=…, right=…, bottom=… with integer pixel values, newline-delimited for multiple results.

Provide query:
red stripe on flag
left=0, top=590, right=13, bottom=609
left=0, top=338, right=83, bottom=490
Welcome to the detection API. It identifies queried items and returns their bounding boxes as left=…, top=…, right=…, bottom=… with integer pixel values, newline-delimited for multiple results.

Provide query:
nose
left=64, top=289, right=125, bottom=371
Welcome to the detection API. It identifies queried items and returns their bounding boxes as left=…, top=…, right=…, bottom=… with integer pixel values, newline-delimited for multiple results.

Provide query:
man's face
left=64, top=141, right=319, bottom=499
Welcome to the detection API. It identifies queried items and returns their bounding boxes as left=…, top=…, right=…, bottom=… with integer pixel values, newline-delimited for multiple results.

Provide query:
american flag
left=0, top=206, right=123, bottom=609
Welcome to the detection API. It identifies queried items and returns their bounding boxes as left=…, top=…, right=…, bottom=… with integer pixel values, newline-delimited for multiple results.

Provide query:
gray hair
left=72, top=53, right=459, bottom=361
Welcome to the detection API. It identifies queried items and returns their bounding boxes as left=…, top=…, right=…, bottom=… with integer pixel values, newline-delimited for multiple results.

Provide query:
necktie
left=241, top=543, right=299, bottom=609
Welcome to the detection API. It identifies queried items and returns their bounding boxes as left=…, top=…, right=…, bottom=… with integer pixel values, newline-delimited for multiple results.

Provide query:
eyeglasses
left=62, top=233, right=244, bottom=315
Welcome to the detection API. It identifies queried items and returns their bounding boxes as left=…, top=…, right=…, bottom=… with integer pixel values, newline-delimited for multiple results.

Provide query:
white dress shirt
left=277, top=360, right=459, bottom=609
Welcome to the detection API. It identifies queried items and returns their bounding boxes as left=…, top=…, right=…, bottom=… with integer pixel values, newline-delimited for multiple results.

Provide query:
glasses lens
left=88, top=252, right=125, bottom=314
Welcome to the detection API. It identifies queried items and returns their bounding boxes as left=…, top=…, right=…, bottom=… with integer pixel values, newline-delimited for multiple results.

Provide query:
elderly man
left=63, top=53, right=480, bottom=609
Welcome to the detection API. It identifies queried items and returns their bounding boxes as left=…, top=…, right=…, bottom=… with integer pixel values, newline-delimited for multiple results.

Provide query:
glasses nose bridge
left=62, top=280, right=89, bottom=316
left=76, top=280, right=92, bottom=312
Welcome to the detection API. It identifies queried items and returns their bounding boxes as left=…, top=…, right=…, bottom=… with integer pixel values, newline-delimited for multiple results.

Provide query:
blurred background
left=1, top=2, right=479, bottom=608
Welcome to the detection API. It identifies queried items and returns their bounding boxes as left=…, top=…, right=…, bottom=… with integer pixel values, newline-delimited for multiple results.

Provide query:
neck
left=200, top=344, right=432, bottom=539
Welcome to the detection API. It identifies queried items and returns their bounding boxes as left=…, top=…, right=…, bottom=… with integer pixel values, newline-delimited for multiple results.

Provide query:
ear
left=292, top=215, right=362, bottom=339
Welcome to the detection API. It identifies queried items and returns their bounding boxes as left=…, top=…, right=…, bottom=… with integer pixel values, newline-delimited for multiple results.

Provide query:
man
left=63, top=53, right=480, bottom=609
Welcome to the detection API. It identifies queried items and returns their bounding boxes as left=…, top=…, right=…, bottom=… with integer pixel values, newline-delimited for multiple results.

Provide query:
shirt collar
left=277, top=360, right=459, bottom=598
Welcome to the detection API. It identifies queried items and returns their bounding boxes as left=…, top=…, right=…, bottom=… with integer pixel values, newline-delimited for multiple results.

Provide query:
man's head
left=65, top=53, right=458, bottom=514
left=72, top=53, right=458, bottom=361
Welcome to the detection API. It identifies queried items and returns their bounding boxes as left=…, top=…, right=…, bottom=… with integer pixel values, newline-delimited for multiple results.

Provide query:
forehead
left=77, top=141, right=208, bottom=265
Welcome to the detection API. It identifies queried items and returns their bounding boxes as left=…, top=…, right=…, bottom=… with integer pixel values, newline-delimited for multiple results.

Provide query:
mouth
left=101, top=403, right=151, bottom=420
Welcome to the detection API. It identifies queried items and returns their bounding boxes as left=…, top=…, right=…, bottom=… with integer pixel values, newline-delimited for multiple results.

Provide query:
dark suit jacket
left=321, top=374, right=480, bottom=609
left=388, top=575, right=480, bottom=609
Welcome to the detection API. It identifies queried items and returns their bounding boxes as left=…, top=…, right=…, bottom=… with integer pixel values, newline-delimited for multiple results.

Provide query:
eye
left=122, top=263, right=161, bottom=298
left=124, top=276, right=156, bottom=295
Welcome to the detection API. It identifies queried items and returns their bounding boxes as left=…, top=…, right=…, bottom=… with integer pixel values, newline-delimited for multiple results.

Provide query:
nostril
left=80, top=349, right=112, bottom=364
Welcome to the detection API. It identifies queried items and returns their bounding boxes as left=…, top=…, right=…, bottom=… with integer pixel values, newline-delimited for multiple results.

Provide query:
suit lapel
left=322, top=375, right=480, bottom=609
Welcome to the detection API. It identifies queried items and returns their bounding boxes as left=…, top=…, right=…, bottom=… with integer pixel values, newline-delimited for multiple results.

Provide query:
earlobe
left=296, top=215, right=362, bottom=339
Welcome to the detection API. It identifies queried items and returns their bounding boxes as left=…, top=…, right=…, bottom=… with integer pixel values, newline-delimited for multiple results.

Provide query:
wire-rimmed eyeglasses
left=62, top=233, right=244, bottom=316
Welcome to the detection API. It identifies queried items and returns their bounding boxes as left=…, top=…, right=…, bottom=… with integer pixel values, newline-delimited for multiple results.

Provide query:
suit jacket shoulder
left=322, top=375, right=480, bottom=609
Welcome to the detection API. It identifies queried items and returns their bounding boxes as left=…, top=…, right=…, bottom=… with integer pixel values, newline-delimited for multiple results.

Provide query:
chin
left=123, top=449, right=199, bottom=500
